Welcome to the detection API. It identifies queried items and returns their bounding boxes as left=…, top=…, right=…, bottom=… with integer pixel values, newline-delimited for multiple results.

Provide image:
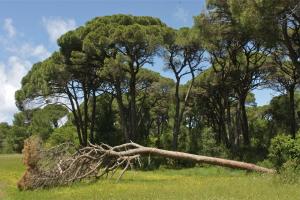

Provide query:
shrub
left=199, top=127, right=229, bottom=158
left=46, top=125, right=78, bottom=147
left=1, top=138, right=14, bottom=153
left=268, top=134, right=300, bottom=169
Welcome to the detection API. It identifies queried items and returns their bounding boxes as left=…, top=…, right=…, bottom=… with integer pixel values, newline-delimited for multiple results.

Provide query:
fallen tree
left=17, top=137, right=276, bottom=190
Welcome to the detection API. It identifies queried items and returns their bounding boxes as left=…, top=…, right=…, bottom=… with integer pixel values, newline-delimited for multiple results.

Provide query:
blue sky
left=0, top=0, right=275, bottom=123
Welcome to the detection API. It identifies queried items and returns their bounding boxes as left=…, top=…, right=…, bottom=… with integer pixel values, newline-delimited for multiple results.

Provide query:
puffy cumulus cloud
left=0, top=18, right=52, bottom=123
left=0, top=57, right=31, bottom=122
left=42, top=17, right=77, bottom=43
left=2, top=19, right=50, bottom=61
left=3, top=18, right=16, bottom=38
left=7, top=43, right=50, bottom=60
left=30, top=44, right=51, bottom=59
left=7, top=56, right=31, bottom=86
left=173, top=7, right=189, bottom=24
left=0, top=44, right=50, bottom=122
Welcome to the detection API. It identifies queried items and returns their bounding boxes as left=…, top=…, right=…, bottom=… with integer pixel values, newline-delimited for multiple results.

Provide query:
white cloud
left=31, top=45, right=51, bottom=59
left=7, top=56, right=31, bottom=86
left=3, top=18, right=16, bottom=38
left=7, top=43, right=50, bottom=60
left=42, top=17, right=77, bottom=43
left=0, top=57, right=31, bottom=122
left=173, top=7, right=189, bottom=24
left=0, top=18, right=51, bottom=123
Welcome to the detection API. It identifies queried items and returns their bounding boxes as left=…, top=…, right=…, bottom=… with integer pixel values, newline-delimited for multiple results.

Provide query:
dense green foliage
left=0, top=105, right=68, bottom=153
left=269, top=134, right=300, bottom=168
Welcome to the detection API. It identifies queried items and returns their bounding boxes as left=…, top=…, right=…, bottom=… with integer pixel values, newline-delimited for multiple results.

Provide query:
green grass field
left=0, top=154, right=299, bottom=200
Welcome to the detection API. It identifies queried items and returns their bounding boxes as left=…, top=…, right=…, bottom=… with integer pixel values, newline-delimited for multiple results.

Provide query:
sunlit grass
left=0, top=154, right=299, bottom=200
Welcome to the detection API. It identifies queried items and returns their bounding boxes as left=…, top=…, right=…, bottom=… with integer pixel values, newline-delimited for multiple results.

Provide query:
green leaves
left=269, top=134, right=300, bottom=168
left=100, top=54, right=129, bottom=81
left=29, top=105, right=68, bottom=140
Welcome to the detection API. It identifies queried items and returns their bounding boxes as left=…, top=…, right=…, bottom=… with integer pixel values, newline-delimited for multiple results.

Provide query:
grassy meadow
left=0, top=154, right=299, bottom=200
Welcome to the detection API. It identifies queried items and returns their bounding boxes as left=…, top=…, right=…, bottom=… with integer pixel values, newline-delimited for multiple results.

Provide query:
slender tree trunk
left=173, top=79, right=181, bottom=150
left=172, top=69, right=195, bottom=150
left=217, top=117, right=222, bottom=144
left=289, top=85, right=296, bottom=139
left=90, top=89, right=96, bottom=144
left=179, top=71, right=194, bottom=123
left=235, top=105, right=241, bottom=148
left=188, top=116, right=192, bottom=137
left=115, top=82, right=130, bottom=142
left=83, top=90, right=89, bottom=146
left=219, top=98, right=228, bottom=146
left=239, top=96, right=250, bottom=146
left=226, top=100, right=234, bottom=148
left=156, top=117, right=161, bottom=148
left=129, top=70, right=137, bottom=141
left=71, top=108, right=83, bottom=146
left=215, top=98, right=223, bottom=144
left=67, top=91, right=83, bottom=146
left=72, top=84, right=86, bottom=146
left=282, top=21, right=299, bottom=139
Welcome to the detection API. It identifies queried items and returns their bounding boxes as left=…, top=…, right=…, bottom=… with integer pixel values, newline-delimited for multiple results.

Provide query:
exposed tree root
left=17, top=137, right=276, bottom=190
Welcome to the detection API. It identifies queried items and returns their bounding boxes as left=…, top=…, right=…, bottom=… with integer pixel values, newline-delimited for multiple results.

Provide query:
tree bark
left=117, top=144, right=276, bottom=174
left=90, top=88, right=97, bottom=143
left=239, top=96, right=250, bottom=146
left=72, top=83, right=86, bottom=146
left=66, top=91, right=83, bottom=146
left=235, top=106, right=241, bottom=148
left=288, top=85, right=296, bottom=139
left=226, top=100, right=234, bottom=148
left=115, top=81, right=130, bottom=142
left=83, top=87, right=89, bottom=147
left=129, top=69, right=137, bottom=141
left=172, top=79, right=181, bottom=150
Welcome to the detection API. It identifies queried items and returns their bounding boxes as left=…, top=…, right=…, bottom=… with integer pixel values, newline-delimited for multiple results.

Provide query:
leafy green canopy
left=15, top=15, right=170, bottom=145
left=16, top=15, right=168, bottom=107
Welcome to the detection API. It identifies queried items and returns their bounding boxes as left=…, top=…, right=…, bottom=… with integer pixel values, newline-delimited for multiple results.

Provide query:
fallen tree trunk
left=17, top=137, right=276, bottom=190
left=115, top=144, right=275, bottom=173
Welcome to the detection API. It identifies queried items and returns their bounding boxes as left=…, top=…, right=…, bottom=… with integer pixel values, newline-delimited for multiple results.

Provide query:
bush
left=1, top=138, right=14, bottom=153
left=5, top=126, right=30, bottom=153
left=268, top=134, right=300, bottom=169
left=46, top=125, right=79, bottom=147
left=199, top=127, right=229, bottom=158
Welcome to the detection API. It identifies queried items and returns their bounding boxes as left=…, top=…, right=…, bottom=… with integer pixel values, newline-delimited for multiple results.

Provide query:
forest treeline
left=1, top=0, right=300, bottom=169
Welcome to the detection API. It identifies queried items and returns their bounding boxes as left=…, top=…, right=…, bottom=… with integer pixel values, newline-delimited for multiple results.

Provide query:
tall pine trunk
left=239, top=96, right=250, bottom=146
left=90, top=89, right=96, bottom=144
left=115, top=82, right=130, bottom=142
left=289, top=85, right=296, bottom=139
left=172, top=80, right=181, bottom=150
left=129, top=71, right=137, bottom=141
